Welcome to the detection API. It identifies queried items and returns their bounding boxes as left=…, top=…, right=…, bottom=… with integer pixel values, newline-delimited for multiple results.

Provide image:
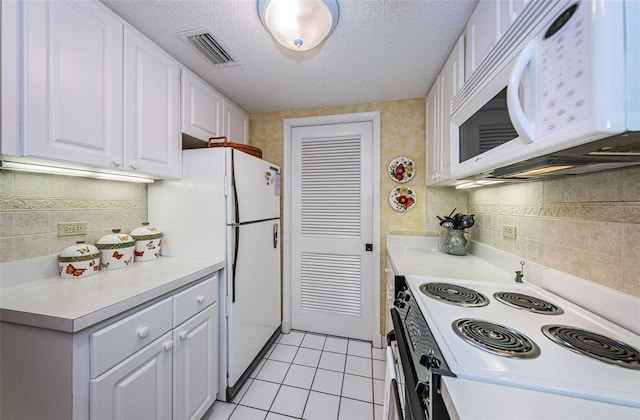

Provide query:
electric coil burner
left=542, top=325, right=640, bottom=370
left=452, top=318, right=541, bottom=359
left=494, top=291, right=564, bottom=315
left=419, top=283, right=489, bottom=307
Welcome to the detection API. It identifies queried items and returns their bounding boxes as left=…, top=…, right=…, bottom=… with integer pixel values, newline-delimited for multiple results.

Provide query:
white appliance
left=450, top=0, right=640, bottom=180
left=390, top=274, right=640, bottom=419
left=407, top=276, right=640, bottom=406
left=149, top=147, right=281, bottom=401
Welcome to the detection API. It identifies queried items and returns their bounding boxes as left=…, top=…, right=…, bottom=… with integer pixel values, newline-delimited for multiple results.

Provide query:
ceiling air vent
left=178, top=28, right=239, bottom=67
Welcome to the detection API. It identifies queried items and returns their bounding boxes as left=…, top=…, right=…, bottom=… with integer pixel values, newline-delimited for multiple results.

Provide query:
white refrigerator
left=148, top=147, right=281, bottom=401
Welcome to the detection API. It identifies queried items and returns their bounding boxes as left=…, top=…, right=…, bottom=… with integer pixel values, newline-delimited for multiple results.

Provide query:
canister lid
left=130, top=222, right=163, bottom=241
left=96, top=229, right=135, bottom=249
left=59, top=241, right=100, bottom=262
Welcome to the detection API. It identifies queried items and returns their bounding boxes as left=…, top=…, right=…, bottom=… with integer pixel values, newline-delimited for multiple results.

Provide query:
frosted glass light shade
left=258, top=0, right=339, bottom=51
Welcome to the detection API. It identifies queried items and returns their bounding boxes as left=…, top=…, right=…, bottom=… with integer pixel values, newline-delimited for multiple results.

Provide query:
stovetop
left=405, top=275, right=640, bottom=408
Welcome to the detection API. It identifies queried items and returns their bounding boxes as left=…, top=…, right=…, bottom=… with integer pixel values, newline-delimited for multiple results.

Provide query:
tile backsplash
left=464, top=167, right=640, bottom=297
left=0, top=170, right=147, bottom=263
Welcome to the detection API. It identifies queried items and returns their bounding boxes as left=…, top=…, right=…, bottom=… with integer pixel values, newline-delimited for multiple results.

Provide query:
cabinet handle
left=111, top=159, right=122, bottom=168
left=164, top=340, right=174, bottom=351
left=384, top=268, right=390, bottom=273
left=196, top=295, right=205, bottom=304
left=137, top=326, right=150, bottom=338
left=130, top=161, right=140, bottom=170
left=179, top=331, right=188, bottom=340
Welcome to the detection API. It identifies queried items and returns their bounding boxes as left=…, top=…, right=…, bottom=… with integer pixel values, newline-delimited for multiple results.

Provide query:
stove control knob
left=415, top=381, right=430, bottom=399
left=393, top=298, right=406, bottom=309
left=420, top=353, right=441, bottom=369
left=397, top=291, right=411, bottom=302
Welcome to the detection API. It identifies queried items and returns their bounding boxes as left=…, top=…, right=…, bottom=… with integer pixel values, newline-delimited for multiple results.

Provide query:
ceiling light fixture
left=258, top=0, right=339, bottom=51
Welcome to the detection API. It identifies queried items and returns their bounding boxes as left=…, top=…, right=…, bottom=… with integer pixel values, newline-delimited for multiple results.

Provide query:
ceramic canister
left=130, top=222, right=162, bottom=262
left=58, top=241, right=101, bottom=279
left=96, top=229, right=135, bottom=270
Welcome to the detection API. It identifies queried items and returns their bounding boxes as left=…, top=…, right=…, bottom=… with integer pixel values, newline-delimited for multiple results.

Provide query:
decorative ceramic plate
left=389, top=186, right=417, bottom=212
left=388, top=156, right=415, bottom=183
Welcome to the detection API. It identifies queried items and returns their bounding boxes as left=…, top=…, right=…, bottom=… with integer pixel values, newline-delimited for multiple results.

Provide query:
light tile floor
left=203, top=330, right=386, bottom=420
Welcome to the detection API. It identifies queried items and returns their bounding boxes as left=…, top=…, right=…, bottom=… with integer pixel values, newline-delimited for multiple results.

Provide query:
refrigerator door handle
left=232, top=225, right=239, bottom=303
left=273, top=223, right=279, bottom=249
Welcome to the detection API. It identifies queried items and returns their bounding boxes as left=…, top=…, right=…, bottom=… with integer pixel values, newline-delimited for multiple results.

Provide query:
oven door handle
left=390, top=308, right=428, bottom=420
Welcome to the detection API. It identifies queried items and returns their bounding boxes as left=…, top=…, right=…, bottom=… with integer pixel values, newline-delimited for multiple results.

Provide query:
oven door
left=389, top=309, right=428, bottom=420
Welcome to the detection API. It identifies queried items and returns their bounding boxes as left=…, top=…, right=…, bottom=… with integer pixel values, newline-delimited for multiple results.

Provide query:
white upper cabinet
left=465, top=0, right=530, bottom=80
left=180, top=68, right=250, bottom=145
left=22, top=0, right=124, bottom=169
left=181, top=69, right=224, bottom=142
left=426, top=36, right=464, bottom=186
left=464, top=0, right=500, bottom=79
left=500, top=0, right=531, bottom=33
left=223, top=100, right=250, bottom=144
left=124, top=26, right=181, bottom=178
left=1, top=0, right=20, bottom=156
left=425, top=80, right=441, bottom=185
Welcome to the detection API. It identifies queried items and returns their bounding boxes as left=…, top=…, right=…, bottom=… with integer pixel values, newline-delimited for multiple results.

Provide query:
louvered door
left=290, top=122, right=374, bottom=340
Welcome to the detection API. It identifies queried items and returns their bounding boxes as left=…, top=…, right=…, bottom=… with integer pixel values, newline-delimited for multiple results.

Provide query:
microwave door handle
left=508, top=39, right=536, bottom=144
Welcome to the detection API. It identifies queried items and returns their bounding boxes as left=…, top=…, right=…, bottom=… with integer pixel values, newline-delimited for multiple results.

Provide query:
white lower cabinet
left=87, top=276, right=218, bottom=419
left=173, top=304, right=218, bottom=420
left=0, top=274, right=219, bottom=420
left=90, top=331, right=174, bottom=420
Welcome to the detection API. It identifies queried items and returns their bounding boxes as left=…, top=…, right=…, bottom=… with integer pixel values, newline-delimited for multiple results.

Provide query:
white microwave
left=450, top=0, right=640, bottom=180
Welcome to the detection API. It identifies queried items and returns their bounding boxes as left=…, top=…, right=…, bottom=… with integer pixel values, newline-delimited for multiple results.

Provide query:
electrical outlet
left=58, top=222, right=87, bottom=237
left=502, top=225, right=516, bottom=239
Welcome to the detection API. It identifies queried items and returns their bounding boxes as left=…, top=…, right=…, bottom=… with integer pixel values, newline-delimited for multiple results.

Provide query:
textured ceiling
left=101, top=0, right=478, bottom=114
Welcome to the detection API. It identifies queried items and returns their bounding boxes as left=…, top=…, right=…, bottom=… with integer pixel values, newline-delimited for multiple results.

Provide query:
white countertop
left=443, top=378, right=640, bottom=420
left=0, top=256, right=224, bottom=333
left=387, top=241, right=515, bottom=284
left=386, top=234, right=640, bottom=420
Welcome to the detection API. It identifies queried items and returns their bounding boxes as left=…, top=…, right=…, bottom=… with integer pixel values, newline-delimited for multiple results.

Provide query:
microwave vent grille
left=451, top=0, right=568, bottom=116
left=178, top=28, right=239, bottom=67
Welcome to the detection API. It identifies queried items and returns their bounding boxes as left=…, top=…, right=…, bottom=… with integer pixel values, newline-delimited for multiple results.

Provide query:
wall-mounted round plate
left=388, top=156, right=415, bottom=183
left=389, top=186, right=416, bottom=212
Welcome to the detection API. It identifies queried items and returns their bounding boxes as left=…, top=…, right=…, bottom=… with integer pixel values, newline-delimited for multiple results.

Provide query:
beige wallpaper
left=0, top=170, right=147, bottom=263
left=250, top=98, right=432, bottom=330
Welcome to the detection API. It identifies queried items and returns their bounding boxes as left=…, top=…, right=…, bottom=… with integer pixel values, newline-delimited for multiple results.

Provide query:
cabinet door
left=124, top=27, right=181, bottom=178
left=500, top=0, right=531, bottom=34
left=385, top=259, right=397, bottom=335
left=173, top=304, right=218, bottom=420
left=90, top=332, right=173, bottom=420
left=181, top=69, right=223, bottom=143
left=437, top=36, right=465, bottom=183
left=23, top=0, right=124, bottom=168
left=425, top=83, right=441, bottom=185
left=223, top=100, right=249, bottom=144
left=465, top=0, right=501, bottom=79
left=1, top=0, right=20, bottom=156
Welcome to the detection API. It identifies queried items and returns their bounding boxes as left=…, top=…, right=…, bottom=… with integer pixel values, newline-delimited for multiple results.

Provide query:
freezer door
left=230, top=150, right=280, bottom=224
left=227, top=220, right=281, bottom=387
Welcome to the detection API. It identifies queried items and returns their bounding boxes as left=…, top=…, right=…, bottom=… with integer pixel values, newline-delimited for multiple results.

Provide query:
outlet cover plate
left=502, top=225, right=516, bottom=239
left=58, top=222, right=87, bottom=237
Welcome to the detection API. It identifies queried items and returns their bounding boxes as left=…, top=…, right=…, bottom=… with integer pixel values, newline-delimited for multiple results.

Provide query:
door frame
left=282, top=111, right=382, bottom=347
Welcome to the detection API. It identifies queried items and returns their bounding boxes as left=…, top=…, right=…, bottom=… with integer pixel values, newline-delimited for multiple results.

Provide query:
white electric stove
left=404, top=274, right=640, bottom=409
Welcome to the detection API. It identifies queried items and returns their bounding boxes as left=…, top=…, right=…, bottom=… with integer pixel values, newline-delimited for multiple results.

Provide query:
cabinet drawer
left=174, top=275, right=217, bottom=326
left=90, top=297, right=172, bottom=378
